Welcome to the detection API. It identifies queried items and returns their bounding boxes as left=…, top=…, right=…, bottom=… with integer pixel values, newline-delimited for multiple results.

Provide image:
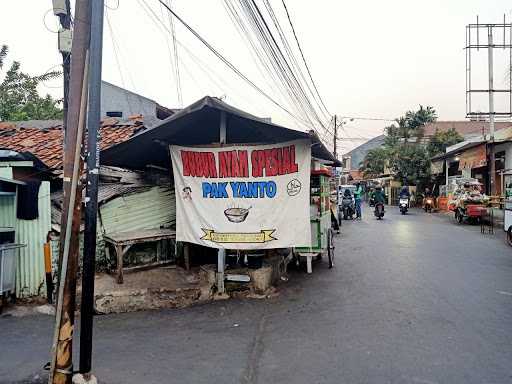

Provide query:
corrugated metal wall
left=51, top=186, right=175, bottom=271
left=100, top=186, right=175, bottom=234
left=15, top=181, right=51, bottom=297
left=0, top=195, right=16, bottom=228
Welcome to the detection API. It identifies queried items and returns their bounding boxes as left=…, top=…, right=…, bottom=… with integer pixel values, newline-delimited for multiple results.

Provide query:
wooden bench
left=103, top=229, right=176, bottom=284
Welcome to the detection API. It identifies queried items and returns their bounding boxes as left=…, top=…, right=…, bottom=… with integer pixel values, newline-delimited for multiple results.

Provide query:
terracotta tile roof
left=0, top=118, right=146, bottom=169
left=422, top=121, right=512, bottom=138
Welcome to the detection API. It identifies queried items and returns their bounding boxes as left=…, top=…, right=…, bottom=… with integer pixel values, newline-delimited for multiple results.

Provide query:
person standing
left=354, top=182, right=363, bottom=219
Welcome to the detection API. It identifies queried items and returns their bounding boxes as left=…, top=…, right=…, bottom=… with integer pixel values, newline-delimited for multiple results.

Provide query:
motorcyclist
left=399, top=186, right=411, bottom=199
left=423, top=187, right=434, bottom=211
left=368, top=187, right=375, bottom=206
left=373, top=185, right=386, bottom=205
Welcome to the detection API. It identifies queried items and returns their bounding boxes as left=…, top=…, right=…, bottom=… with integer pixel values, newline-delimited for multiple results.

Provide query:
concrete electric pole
left=78, top=0, right=105, bottom=382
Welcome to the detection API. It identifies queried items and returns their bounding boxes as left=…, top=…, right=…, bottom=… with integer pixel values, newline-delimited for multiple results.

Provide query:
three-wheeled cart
left=293, top=168, right=335, bottom=273
left=453, top=203, right=487, bottom=224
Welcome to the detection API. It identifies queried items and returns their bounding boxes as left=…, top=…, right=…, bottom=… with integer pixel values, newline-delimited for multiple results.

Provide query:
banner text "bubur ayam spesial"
left=180, top=145, right=299, bottom=199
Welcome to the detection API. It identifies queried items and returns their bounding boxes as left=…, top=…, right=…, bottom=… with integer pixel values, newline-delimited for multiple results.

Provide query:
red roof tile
left=423, top=121, right=512, bottom=138
left=0, top=119, right=144, bottom=169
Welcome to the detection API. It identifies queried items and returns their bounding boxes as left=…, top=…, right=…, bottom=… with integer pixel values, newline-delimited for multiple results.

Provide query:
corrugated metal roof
left=101, top=96, right=340, bottom=169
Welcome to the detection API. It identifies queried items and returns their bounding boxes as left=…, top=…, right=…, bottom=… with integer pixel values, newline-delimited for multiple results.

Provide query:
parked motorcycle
left=374, top=202, right=385, bottom=220
left=399, top=197, right=409, bottom=215
left=423, top=197, right=434, bottom=213
left=341, top=196, right=355, bottom=220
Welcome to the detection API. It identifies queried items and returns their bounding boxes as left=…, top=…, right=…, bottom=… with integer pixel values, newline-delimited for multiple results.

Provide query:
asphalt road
left=2, top=207, right=512, bottom=384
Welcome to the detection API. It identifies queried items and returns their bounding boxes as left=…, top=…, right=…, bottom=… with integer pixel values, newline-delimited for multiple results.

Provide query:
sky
left=2, top=0, right=512, bottom=155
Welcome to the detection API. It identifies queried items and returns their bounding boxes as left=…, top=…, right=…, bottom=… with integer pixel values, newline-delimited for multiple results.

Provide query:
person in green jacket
left=353, top=182, right=363, bottom=219
left=372, top=185, right=386, bottom=204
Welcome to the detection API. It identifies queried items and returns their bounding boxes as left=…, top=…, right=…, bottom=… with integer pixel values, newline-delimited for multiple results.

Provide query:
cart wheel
left=327, top=228, right=335, bottom=269
left=507, top=227, right=512, bottom=247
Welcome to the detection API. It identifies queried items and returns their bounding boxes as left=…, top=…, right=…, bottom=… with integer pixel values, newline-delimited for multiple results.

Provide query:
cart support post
left=217, top=111, right=227, bottom=293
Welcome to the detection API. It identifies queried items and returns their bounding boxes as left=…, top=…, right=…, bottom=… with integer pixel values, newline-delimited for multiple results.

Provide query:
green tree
left=405, top=105, right=437, bottom=130
left=0, top=45, right=62, bottom=121
left=426, top=128, right=463, bottom=156
left=359, top=147, right=388, bottom=178
left=360, top=105, right=437, bottom=185
left=390, top=145, right=431, bottom=186
left=0, top=45, right=7, bottom=69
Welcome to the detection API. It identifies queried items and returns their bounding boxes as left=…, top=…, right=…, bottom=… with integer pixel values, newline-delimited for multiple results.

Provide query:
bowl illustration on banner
left=224, top=207, right=251, bottom=223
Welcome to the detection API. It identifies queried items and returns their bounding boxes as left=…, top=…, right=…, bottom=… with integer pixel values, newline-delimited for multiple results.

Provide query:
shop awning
left=458, top=143, right=486, bottom=170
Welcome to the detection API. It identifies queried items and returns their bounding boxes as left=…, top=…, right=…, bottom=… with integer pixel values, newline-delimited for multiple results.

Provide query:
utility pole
left=333, top=115, right=337, bottom=160
left=54, top=0, right=72, bottom=133
left=488, top=26, right=496, bottom=195
left=465, top=17, right=512, bottom=195
left=79, top=0, right=104, bottom=381
left=49, top=1, right=91, bottom=383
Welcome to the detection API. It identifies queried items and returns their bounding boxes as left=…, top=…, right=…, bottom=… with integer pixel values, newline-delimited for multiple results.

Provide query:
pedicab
left=293, top=164, right=335, bottom=273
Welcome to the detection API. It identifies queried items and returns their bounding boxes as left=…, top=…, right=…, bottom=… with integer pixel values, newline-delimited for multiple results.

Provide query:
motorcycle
left=423, top=196, right=434, bottom=213
left=369, top=196, right=376, bottom=207
left=399, top=197, right=409, bottom=215
left=341, top=196, right=355, bottom=220
left=374, top=202, right=385, bottom=220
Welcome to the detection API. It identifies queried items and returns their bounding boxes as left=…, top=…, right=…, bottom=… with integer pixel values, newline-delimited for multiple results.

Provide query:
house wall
left=100, top=81, right=157, bottom=119
left=15, top=181, right=51, bottom=297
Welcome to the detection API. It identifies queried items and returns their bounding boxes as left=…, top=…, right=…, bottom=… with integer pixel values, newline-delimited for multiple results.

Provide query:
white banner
left=170, top=139, right=311, bottom=249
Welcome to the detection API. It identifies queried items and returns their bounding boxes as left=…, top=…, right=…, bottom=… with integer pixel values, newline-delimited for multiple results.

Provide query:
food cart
left=448, top=179, right=489, bottom=224
left=294, top=164, right=335, bottom=273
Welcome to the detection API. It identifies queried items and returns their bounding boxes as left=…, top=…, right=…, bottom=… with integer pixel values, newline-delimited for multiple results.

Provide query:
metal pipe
left=488, top=26, right=496, bottom=195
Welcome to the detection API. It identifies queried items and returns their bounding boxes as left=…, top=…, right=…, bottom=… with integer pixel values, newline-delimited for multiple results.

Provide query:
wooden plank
left=104, top=228, right=176, bottom=245
left=123, top=261, right=176, bottom=274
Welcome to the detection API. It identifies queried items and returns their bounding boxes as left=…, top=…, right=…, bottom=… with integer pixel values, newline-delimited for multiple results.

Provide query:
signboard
left=170, top=139, right=311, bottom=249
left=458, top=144, right=486, bottom=170
left=431, top=160, right=444, bottom=175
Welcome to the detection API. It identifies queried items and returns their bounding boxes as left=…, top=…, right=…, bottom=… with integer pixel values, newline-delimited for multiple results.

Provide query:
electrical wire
left=105, top=10, right=134, bottom=114
left=280, top=0, right=330, bottom=116
left=43, top=9, right=61, bottom=33
left=155, top=0, right=315, bottom=134
left=166, top=0, right=183, bottom=106
left=226, top=0, right=331, bottom=140
left=139, top=0, right=269, bottom=118
left=159, top=1, right=180, bottom=104
left=339, top=115, right=395, bottom=122
left=105, top=0, right=120, bottom=10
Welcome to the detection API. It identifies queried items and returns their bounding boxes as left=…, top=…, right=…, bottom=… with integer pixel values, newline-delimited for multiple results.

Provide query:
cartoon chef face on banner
left=170, top=139, right=311, bottom=249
